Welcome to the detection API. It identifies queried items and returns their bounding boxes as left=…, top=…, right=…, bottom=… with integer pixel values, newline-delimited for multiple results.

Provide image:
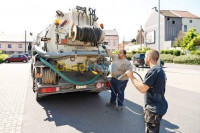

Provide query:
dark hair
left=123, top=50, right=127, bottom=55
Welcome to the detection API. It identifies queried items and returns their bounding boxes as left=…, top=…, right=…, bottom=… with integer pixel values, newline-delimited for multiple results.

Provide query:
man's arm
left=127, top=71, right=150, bottom=94
left=102, top=45, right=112, bottom=58
left=105, top=49, right=113, bottom=58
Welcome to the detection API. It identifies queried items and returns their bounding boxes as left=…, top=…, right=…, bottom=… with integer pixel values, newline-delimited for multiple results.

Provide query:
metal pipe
left=158, top=0, right=161, bottom=66
left=25, top=30, right=26, bottom=53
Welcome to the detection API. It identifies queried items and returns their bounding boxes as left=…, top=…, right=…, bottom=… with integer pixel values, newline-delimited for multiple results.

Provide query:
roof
left=171, top=10, right=199, bottom=18
left=0, top=33, right=33, bottom=42
left=104, top=30, right=118, bottom=36
left=160, top=10, right=178, bottom=17
left=160, top=10, right=200, bottom=18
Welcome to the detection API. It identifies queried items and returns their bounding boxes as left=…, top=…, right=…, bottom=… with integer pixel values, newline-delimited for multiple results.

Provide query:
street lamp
left=25, top=30, right=33, bottom=53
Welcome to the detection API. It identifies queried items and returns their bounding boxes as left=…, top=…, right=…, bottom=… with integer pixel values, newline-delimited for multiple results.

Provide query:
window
left=184, top=25, right=187, bottom=32
left=172, top=20, right=176, bottom=24
left=0, top=44, right=1, bottom=48
left=113, top=41, right=116, bottom=46
left=8, top=44, right=12, bottom=48
left=167, top=17, right=170, bottom=21
left=18, top=44, right=23, bottom=48
left=189, top=20, right=192, bottom=23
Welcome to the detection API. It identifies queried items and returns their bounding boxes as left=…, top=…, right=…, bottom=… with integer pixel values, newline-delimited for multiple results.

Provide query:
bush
left=161, top=50, right=181, bottom=56
left=160, top=54, right=175, bottom=63
left=190, top=50, right=200, bottom=55
left=173, top=55, right=200, bottom=65
left=112, top=50, right=119, bottom=55
left=0, top=54, right=9, bottom=63
left=126, top=54, right=132, bottom=60
left=173, top=50, right=181, bottom=56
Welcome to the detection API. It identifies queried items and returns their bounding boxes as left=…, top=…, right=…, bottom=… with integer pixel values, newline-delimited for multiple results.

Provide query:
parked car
left=133, top=53, right=164, bottom=67
left=24, top=53, right=31, bottom=60
left=4, top=54, right=28, bottom=63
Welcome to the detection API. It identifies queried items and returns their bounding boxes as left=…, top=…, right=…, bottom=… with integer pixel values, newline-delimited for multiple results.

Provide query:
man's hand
left=126, top=71, right=149, bottom=94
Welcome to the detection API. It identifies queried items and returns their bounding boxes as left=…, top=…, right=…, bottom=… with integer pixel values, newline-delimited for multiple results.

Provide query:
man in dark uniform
left=127, top=49, right=168, bottom=133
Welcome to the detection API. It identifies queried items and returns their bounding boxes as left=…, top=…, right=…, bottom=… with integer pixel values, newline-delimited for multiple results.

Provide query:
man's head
left=145, top=49, right=159, bottom=66
left=118, top=50, right=126, bottom=59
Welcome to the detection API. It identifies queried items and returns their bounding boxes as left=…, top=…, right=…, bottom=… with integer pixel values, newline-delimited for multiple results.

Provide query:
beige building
left=104, top=30, right=119, bottom=52
left=0, top=33, right=33, bottom=55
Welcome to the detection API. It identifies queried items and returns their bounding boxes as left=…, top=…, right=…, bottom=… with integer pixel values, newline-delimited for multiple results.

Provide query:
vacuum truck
left=31, top=6, right=111, bottom=101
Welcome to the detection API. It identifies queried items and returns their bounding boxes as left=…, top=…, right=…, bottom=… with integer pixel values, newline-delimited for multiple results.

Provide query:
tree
left=173, top=31, right=185, bottom=48
left=187, top=35, right=200, bottom=50
left=181, top=28, right=198, bottom=50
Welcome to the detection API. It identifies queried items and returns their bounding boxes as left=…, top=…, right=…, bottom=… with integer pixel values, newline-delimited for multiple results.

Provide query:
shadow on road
left=38, top=91, right=179, bottom=133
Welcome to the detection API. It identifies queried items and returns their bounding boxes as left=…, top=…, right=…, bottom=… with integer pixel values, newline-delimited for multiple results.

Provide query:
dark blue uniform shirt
left=143, top=65, right=168, bottom=115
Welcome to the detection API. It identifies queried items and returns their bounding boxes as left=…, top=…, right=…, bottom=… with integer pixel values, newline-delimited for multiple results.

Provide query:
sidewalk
left=0, top=63, right=30, bottom=133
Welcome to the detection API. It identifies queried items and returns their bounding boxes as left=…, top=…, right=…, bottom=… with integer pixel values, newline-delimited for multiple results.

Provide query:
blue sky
left=0, top=0, right=199, bottom=42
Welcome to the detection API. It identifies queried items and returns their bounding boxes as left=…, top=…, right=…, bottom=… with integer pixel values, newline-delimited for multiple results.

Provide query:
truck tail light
left=106, top=82, right=110, bottom=87
left=40, top=87, right=59, bottom=93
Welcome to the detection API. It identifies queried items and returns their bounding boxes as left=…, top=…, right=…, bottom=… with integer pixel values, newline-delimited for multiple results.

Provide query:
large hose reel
left=70, top=24, right=105, bottom=43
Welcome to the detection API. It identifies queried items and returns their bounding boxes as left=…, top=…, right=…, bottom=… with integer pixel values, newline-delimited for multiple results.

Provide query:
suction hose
left=39, top=57, right=101, bottom=86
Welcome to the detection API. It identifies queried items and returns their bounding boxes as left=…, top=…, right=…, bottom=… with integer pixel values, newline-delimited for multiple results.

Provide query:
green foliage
left=112, top=50, right=119, bottom=55
left=190, top=50, right=200, bottom=55
left=173, top=55, right=200, bottom=65
left=132, top=47, right=150, bottom=54
left=181, top=51, right=185, bottom=55
left=181, top=28, right=198, bottom=50
left=161, top=50, right=181, bottom=56
left=173, top=31, right=185, bottom=48
left=126, top=54, right=132, bottom=60
left=0, top=50, right=2, bottom=54
left=160, top=54, right=175, bottom=63
left=0, top=54, right=9, bottom=63
left=173, top=50, right=181, bottom=56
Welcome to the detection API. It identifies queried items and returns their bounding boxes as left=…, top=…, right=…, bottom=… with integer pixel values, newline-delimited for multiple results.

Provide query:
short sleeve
left=125, top=63, right=133, bottom=72
left=112, top=55, right=117, bottom=61
left=143, top=70, right=157, bottom=88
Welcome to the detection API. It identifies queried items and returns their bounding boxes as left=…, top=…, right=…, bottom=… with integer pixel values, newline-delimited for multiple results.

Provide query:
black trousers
left=144, top=110, right=163, bottom=133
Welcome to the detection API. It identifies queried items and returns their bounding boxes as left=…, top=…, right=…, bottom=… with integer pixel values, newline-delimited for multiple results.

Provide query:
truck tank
left=32, top=6, right=111, bottom=100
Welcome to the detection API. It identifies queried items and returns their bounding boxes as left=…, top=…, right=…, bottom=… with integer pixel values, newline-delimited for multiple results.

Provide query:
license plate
left=76, top=85, right=87, bottom=89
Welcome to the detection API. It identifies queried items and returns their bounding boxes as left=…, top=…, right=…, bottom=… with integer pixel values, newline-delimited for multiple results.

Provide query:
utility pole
left=25, top=30, right=26, bottom=53
left=158, top=0, right=161, bottom=66
left=140, top=25, right=142, bottom=49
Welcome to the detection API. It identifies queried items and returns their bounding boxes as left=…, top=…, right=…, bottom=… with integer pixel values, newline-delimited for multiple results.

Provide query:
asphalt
left=22, top=66, right=200, bottom=133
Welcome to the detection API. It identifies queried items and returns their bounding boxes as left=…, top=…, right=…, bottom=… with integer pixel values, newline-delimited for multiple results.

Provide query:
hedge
left=160, top=54, right=175, bottom=63
left=190, top=50, right=200, bottom=55
left=0, top=54, right=8, bottom=63
left=161, top=50, right=181, bottom=56
left=173, top=55, right=200, bottom=65
left=126, top=54, right=132, bottom=60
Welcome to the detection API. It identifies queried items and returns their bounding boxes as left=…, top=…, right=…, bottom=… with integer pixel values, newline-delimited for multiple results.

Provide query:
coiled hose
left=39, top=57, right=101, bottom=86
